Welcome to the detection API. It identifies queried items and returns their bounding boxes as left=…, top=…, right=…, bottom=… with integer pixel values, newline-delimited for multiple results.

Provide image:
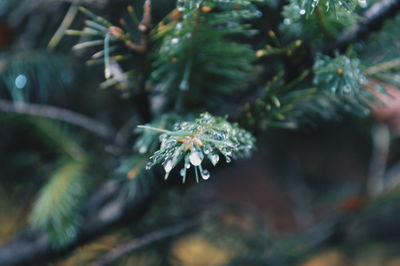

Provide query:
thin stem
left=137, top=125, right=172, bottom=134
left=0, top=99, right=114, bottom=140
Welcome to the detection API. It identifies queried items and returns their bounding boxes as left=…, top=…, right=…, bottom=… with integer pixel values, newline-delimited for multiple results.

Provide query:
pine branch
left=325, top=0, right=400, bottom=54
left=0, top=99, right=115, bottom=140
left=0, top=178, right=164, bottom=266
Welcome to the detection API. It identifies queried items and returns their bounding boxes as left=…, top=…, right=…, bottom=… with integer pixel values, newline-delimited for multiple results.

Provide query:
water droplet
left=180, top=168, right=186, bottom=176
left=225, top=156, right=231, bottom=163
left=163, top=160, right=173, bottom=173
left=171, top=38, right=180, bottom=44
left=15, top=74, right=27, bottom=89
left=139, top=146, right=147, bottom=154
left=210, top=153, right=220, bottom=166
left=201, top=169, right=210, bottom=180
left=145, top=162, right=152, bottom=170
left=164, top=171, right=170, bottom=180
left=343, top=85, right=351, bottom=93
left=159, top=134, right=167, bottom=142
left=189, top=150, right=203, bottom=166
left=299, top=9, right=306, bottom=15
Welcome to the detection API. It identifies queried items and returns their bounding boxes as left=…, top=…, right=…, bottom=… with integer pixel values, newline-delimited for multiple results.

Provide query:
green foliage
left=294, top=0, right=359, bottom=17
left=3, top=0, right=400, bottom=256
left=358, top=14, right=400, bottom=90
left=280, top=0, right=360, bottom=44
left=30, top=160, right=89, bottom=247
left=66, top=6, right=139, bottom=96
left=140, top=113, right=255, bottom=182
left=150, top=0, right=261, bottom=107
left=242, top=72, right=338, bottom=130
left=313, top=53, right=373, bottom=115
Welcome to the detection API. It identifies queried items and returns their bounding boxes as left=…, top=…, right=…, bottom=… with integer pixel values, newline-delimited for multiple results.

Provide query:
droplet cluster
left=144, top=113, right=254, bottom=182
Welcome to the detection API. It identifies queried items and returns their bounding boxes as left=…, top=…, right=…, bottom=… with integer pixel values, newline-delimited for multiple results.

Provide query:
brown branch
left=93, top=216, right=208, bottom=266
left=0, top=99, right=115, bottom=140
left=324, top=0, right=400, bottom=54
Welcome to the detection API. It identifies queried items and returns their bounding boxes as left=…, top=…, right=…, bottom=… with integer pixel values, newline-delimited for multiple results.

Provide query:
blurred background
left=1, top=0, right=400, bottom=265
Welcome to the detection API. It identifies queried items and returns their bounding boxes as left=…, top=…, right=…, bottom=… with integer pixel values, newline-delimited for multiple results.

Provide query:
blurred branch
left=0, top=99, right=115, bottom=140
left=367, top=124, right=391, bottom=197
left=0, top=178, right=164, bottom=266
left=324, top=0, right=400, bottom=54
left=93, top=216, right=208, bottom=266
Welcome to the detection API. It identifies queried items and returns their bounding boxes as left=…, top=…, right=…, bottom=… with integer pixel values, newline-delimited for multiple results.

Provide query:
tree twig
left=0, top=99, right=115, bottom=140
left=93, top=216, right=208, bottom=266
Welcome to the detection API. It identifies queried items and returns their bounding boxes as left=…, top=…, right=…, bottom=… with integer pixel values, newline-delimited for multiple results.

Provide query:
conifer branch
left=0, top=178, right=163, bottom=266
left=325, top=0, right=400, bottom=54
left=0, top=99, right=114, bottom=140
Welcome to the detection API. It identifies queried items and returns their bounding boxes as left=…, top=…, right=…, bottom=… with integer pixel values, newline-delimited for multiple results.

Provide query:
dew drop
left=180, top=168, right=186, bottom=177
left=15, top=74, right=27, bottom=89
left=201, top=169, right=210, bottom=180
left=343, top=85, right=351, bottom=93
left=139, top=146, right=147, bottom=154
left=299, top=9, right=306, bottom=15
left=189, top=150, right=203, bottom=166
left=163, top=160, right=173, bottom=173
left=210, top=153, right=220, bottom=166
left=159, top=134, right=167, bottom=142
left=225, top=156, right=231, bottom=163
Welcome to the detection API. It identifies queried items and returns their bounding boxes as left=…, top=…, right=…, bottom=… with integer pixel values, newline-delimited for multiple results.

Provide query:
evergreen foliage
left=141, top=113, right=254, bottom=182
left=2, top=0, right=400, bottom=263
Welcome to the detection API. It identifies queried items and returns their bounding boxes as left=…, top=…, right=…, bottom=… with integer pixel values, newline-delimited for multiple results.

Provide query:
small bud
left=268, top=30, right=276, bottom=38
left=139, top=23, right=148, bottom=32
left=200, top=6, right=212, bottom=13
left=256, top=50, right=266, bottom=58
left=337, top=68, right=345, bottom=75
left=171, top=9, right=182, bottom=21
left=109, top=26, right=124, bottom=38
